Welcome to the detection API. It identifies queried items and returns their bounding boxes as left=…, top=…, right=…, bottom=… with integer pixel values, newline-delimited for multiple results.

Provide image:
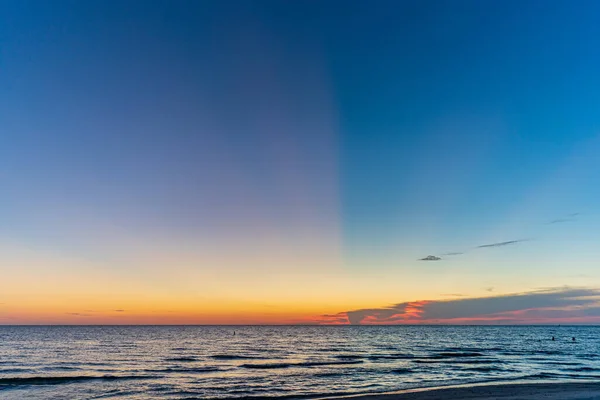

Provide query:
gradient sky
left=2, top=1, right=600, bottom=324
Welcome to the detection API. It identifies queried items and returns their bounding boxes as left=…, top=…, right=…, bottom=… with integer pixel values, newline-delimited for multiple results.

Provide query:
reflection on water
left=0, top=326, right=599, bottom=399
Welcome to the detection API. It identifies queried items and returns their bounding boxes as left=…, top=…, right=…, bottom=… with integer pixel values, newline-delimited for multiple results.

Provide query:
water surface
left=0, top=326, right=598, bottom=399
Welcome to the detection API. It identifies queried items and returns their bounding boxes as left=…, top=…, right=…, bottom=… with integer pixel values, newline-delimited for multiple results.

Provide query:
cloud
left=423, top=239, right=528, bottom=260
left=344, top=301, right=431, bottom=325
left=317, top=313, right=349, bottom=324
left=485, top=287, right=494, bottom=292
left=442, top=293, right=465, bottom=297
left=419, top=255, right=441, bottom=261
left=547, top=212, right=580, bottom=224
left=548, top=218, right=571, bottom=224
left=66, top=312, right=92, bottom=317
left=477, top=239, right=527, bottom=248
left=114, top=309, right=126, bottom=312
left=313, top=287, right=600, bottom=325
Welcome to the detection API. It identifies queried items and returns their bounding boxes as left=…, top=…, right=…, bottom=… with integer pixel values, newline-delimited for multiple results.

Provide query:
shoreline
left=321, top=381, right=600, bottom=400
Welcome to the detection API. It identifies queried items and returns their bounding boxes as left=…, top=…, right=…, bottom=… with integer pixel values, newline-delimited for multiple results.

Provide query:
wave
left=400, top=352, right=485, bottom=362
left=240, top=360, right=364, bottom=369
left=42, top=366, right=81, bottom=371
left=0, top=375, right=160, bottom=386
left=566, top=366, right=600, bottom=372
left=240, top=363, right=292, bottom=369
left=297, top=360, right=363, bottom=367
left=334, top=354, right=366, bottom=360
left=318, top=348, right=352, bottom=353
left=413, top=358, right=497, bottom=364
left=533, top=350, right=564, bottom=355
left=390, top=368, right=415, bottom=374
left=211, top=391, right=362, bottom=400
left=434, top=352, right=483, bottom=358
left=367, top=354, right=415, bottom=360
left=521, top=371, right=600, bottom=381
left=165, top=357, right=199, bottom=362
left=145, top=367, right=222, bottom=373
left=0, top=368, right=32, bottom=374
left=500, top=350, right=564, bottom=356
left=542, top=361, right=581, bottom=366
left=52, top=361, right=110, bottom=367
left=211, top=354, right=267, bottom=360
left=444, top=347, right=503, bottom=352
left=461, top=366, right=503, bottom=372
left=407, top=352, right=491, bottom=363
left=578, top=354, right=600, bottom=360
left=525, top=371, right=600, bottom=380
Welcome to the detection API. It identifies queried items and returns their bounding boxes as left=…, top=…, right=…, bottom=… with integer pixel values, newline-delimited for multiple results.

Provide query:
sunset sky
left=2, top=1, right=600, bottom=324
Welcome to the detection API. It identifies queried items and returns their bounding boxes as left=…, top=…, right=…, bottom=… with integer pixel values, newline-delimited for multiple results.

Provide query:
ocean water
left=0, top=326, right=599, bottom=399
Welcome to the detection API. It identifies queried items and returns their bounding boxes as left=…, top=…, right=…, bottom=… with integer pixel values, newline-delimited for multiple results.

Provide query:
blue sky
left=333, top=1, right=600, bottom=257
left=1, top=1, right=600, bottom=323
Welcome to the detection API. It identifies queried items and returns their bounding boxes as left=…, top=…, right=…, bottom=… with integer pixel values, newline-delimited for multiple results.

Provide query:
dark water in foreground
left=0, top=326, right=599, bottom=399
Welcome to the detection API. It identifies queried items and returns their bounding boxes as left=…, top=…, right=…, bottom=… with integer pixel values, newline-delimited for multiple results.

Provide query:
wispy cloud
left=547, top=212, right=580, bottom=224
left=66, top=312, right=92, bottom=317
left=485, top=287, right=494, bottom=292
left=114, top=309, right=126, bottom=312
left=420, top=211, right=581, bottom=262
left=548, top=218, right=571, bottom=224
left=421, top=239, right=528, bottom=261
left=314, top=287, right=600, bottom=325
left=477, top=239, right=527, bottom=248
left=419, top=255, right=441, bottom=261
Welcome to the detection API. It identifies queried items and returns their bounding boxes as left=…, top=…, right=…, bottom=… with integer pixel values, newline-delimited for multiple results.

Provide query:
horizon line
left=1, top=324, right=597, bottom=327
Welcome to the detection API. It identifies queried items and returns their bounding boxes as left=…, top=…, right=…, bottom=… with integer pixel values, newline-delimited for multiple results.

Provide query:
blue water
left=0, top=326, right=599, bottom=399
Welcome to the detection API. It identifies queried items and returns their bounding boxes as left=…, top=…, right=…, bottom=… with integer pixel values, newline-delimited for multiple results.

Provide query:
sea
left=0, top=325, right=599, bottom=399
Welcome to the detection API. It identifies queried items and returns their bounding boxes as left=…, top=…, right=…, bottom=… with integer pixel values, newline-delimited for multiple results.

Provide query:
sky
left=1, top=0, right=600, bottom=324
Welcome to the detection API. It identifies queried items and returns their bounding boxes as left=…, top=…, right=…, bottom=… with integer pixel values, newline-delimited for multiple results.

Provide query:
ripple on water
left=2, top=325, right=600, bottom=399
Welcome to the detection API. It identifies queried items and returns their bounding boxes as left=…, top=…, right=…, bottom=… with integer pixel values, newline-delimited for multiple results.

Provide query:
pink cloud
left=313, top=287, right=600, bottom=325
